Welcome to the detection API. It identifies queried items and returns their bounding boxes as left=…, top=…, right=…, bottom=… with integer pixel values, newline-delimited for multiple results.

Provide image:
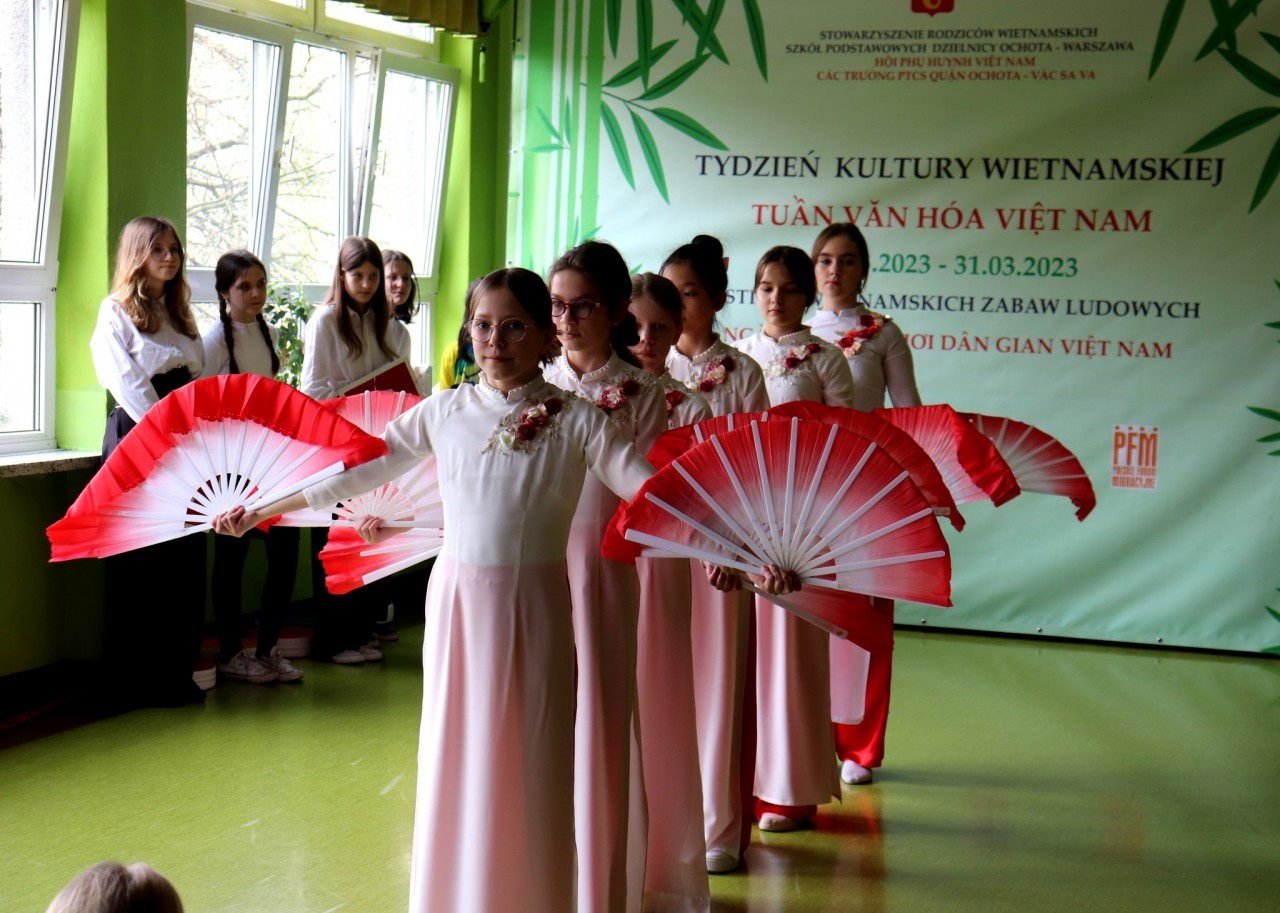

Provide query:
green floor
left=2, top=628, right=1276, bottom=912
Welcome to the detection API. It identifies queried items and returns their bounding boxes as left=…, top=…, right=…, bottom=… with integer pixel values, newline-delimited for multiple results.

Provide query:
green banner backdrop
left=508, top=0, right=1280, bottom=654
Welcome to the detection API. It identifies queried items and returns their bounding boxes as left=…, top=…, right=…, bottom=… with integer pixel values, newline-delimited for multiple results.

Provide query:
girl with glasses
left=543, top=241, right=667, bottom=913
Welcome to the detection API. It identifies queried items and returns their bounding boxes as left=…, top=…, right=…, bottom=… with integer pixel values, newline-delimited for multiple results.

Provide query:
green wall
left=1, top=1, right=512, bottom=679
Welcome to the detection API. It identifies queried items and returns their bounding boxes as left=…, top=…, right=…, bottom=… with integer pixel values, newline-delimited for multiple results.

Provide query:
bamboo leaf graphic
left=638, top=0, right=655, bottom=87
left=698, top=0, right=728, bottom=58
left=583, top=224, right=602, bottom=241
left=650, top=107, right=730, bottom=150
left=1249, top=129, right=1280, bottom=211
left=743, top=0, right=769, bottom=80
left=536, top=106, right=563, bottom=143
left=1185, top=106, right=1280, bottom=152
left=528, top=144, right=567, bottom=153
left=1267, top=605, right=1280, bottom=624
left=670, top=0, right=729, bottom=62
left=1149, top=0, right=1186, bottom=78
left=600, top=102, right=635, bottom=188
left=1209, top=0, right=1237, bottom=53
left=1218, top=48, right=1280, bottom=97
left=606, top=40, right=678, bottom=88
left=1257, top=431, right=1280, bottom=442
left=1263, top=32, right=1280, bottom=55
left=637, top=54, right=712, bottom=101
left=563, top=95, right=574, bottom=145
left=1247, top=406, right=1280, bottom=421
left=1265, top=321, right=1280, bottom=328
left=608, top=0, right=622, bottom=56
left=630, top=109, right=669, bottom=201
left=1196, top=0, right=1264, bottom=60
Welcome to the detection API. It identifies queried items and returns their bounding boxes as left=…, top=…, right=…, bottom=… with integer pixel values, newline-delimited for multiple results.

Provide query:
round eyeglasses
left=550, top=297, right=605, bottom=320
left=469, top=318, right=532, bottom=343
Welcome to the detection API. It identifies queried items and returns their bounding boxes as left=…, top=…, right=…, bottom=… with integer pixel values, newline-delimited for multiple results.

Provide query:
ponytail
left=611, top=311, right=642, bottom=368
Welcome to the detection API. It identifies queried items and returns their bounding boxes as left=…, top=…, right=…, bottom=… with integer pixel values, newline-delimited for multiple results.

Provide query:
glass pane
left=187, top=27, right=281, bottom=268
left=368, top=73, right=451, bottom=274
left=352, top=53, right=372, bottom=231
left=191, top=299, right=221, bottom=338
left=0, top=301, right=39, bottom=433
left=272, top=43, right=345, bottom=285
left=0, top=1, right=59, bottom=264
left=326, top=2, right=434, bottom=42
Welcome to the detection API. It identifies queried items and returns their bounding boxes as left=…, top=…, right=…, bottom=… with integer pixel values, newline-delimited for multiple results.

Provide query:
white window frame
left=186, top=1, right=458, bottom=370
left=0, top=0, right=79, bottom=455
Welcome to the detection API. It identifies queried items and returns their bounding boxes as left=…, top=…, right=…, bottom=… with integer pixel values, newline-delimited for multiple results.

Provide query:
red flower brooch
left=767, top=342, right=822, bottom=378
left=837, top=314, right=888, bottom=356
left=696, top=355, right=735, bottom=393
left=484, top=396, right=567, bottom=454
left=597, top=378, right=642, bottom=413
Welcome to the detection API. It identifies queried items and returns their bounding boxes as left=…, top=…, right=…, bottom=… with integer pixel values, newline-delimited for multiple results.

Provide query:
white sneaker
left=331, top=649, right=366, bottom=665
left=217, top=650, right=278, bottom=684
left=357, top=644, right=383, bottom=662
left=758, top=813, right=798, bottom=833
left=841, top=760, right=873, bottom=785
left=705, top=849, right=739, bottom=874
left=263, top=646, right=304, bottom=683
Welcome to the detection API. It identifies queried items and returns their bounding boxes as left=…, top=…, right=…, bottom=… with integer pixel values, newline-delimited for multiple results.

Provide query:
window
left=0, top=0, right=78, bottom=453
left=186, top=3, right=457, bottom=372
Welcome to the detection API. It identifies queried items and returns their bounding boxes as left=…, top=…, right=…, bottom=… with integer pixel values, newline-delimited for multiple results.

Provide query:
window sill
left=0, top=449, right=99, bottom=479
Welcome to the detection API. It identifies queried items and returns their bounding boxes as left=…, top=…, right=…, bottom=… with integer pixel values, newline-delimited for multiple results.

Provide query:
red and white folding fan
left=320, top=525, right=444, bottom=594
left=611, top=417, right=952, bottom=615
left=960, top=413, right=1097, bottom=520
left=769, top=400, right=965, bottom=531
left=874, top=404, right=1020, bottom=506
left=644, top=409, right=773, bottom=470
left=276, top=389, right=437, bottom=529
left=47, top=375, right=388, bottom=561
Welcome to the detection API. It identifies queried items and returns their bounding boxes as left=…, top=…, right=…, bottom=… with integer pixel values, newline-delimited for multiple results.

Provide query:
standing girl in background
left=734, top=245, right=856, bottom=833
left=89, top=215, right=206, bottom=707
left=543, top=241, right=666, bottom=913
left=628, top=272, right=712, bottom=911
left=661, top=235, right=769, bottom=874
left=809, top=223, right=923, bottom=786
left=382, top=248, right=418, bottom=324
left=214, top=268, right=658, bottom=913
left=301, top=236, right=410, bottom=663
left=203, top=250, right=303, bottom=685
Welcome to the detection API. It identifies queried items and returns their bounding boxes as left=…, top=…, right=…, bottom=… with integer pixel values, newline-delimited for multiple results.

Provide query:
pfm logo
left=1111, top=425, right=1158, bottom=490
left=912, top=0, right=955, bottom=14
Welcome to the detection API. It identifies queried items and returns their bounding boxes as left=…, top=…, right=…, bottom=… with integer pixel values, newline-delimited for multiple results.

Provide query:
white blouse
left=810, top=306, right=921, bottom=412
left=665, top=335, right=770, bottom=417
left=202, top=319, right=280, bottom=379
left=657, top=372, right=712, bottom=430
left=90, top=296, right=205, bottom=422
left=304, top=373, right=653, bottom=567
left=734, top=328, right=857, bottom=408
left=301, top=302, right=411, bottom=400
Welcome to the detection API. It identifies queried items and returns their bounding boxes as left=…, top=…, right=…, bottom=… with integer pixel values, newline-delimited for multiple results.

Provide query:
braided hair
left=214, top=250, right=280, bottom=377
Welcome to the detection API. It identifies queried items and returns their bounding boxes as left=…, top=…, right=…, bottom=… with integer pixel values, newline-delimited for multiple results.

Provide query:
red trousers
left=832, top=598, right=896, bottom=769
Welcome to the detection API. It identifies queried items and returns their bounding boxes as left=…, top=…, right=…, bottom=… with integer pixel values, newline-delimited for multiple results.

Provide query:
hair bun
left=691, top=234, right=724, bottom=259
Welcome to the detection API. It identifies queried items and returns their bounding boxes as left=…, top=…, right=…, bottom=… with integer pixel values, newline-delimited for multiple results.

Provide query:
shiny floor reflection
left=2, top=628, right=1276, bottom=912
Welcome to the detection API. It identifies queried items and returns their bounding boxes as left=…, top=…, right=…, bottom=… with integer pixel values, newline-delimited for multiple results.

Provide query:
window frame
left=0, top=0, right=80, bottom=455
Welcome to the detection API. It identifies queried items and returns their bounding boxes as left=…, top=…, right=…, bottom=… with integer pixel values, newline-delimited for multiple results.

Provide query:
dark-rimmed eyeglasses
left=550, top=297, right=605, bottom=320
left=469, top=318, right=531, bottom=343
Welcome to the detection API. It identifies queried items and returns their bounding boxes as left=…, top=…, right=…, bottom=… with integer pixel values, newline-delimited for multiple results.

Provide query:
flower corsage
left=695, top=355, right=735, bottom=393
left=665, top=387, right=686, bottom=418
left=483, top=395, right=567, bottom=454
left=596, top=378, right=642, bottom=414
left=837, top=313, right=888, bottom=356
left=766, top=342, right=822, bottom=379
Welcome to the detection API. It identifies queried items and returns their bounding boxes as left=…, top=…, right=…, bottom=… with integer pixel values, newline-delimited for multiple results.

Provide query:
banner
left=509, top=0, right=1280, bottom=653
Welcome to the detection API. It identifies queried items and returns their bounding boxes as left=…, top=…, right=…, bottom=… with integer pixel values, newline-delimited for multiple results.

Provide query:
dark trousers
left=212, top=526, right=301, bottom=661
left=309, top=526, right=388, bottom=655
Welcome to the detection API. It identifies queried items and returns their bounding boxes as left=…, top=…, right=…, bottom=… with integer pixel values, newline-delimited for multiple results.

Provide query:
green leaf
left=669, top=0, right=729, bottom=63
left=528, top=143, right=567, bottom=154
left=1196, top=0, right=1264, bottom=60
left=1218, top=48, right=1280, bottom=97
left=650, top=106, right=730, bottom=150
left=1267, top=606, right=1280, bottom=624
left=605, top=40, right=678, bottom=88
left=1249, top=128, right=1280, bottom=212
left=1185, top=106, right=1280, bottom=152
left=1262, top=32, right=1280, bottom=56
left=582, top=224, right=602, bottom=241
left=1271, top=448, right=1280, bottom=456
left=637, top=54, right=711, bottom=101
left=697, top=0, right=727, bottom=58
left=630, top=109, right=669, bottom=202
left=1257, top=431, right=1280, bottom=442
left=1149, top=0, right=1186, bottom=78
left=743, top=0, right=769, bottom=81
left=1263, top=644, right=1280, bottom=654
left=600, top=103, right=635, bottom=188
left=637, top=0, right=654, bottom=87
left=562, top=95, right=573, bottom=143
left=1248, top=405, right=1280, bottom=421
left=1266, top=321, right=1280, bottom=329
left=1209, top=0, right=1236, bottom=53
left=607, top=0, right=622, bottom=57
left=535, top=106, right=562, bottom=143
